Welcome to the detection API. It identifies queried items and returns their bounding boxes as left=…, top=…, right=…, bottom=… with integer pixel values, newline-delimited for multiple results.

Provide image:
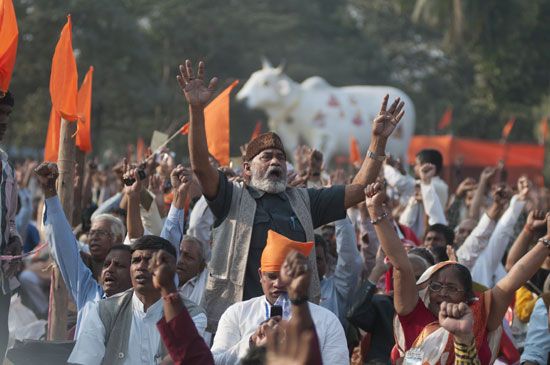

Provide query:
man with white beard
left=178, top=59, right=406, bottom=332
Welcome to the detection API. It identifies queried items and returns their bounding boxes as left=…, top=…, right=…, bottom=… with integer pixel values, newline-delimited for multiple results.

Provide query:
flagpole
left=143, top=128, right=184, bottom=163
left=48, top=118, right=76, bottom=340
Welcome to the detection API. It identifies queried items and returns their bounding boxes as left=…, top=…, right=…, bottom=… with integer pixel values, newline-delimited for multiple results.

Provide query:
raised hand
left=438, top=301, right=474, bottom=344
left=419, top=163, right=436, bottom=184
left=455, top=177, right=477, bottom=198
left=479, top=166, right=498, bottom=188
left=329, top=168, right=346, bottom=186
left=517, top=175, right=532, bottom=201
left=372, top=94, right=405, bottom=138
left=149, top=249, right=177, bottom=294
left=486, top=185, right=511, bottom=220
left=34, top=162, right=59, bottom=198
left=171, top=165, right=192, bottom=195
left=177, top=60, right=218, bottom=109
left=123, top=162, right=143, bottom=198
left=365, top=181, right=387, bottom=210
left=171, top=165, right=193, bottom=209
left=279, top=250, right=310, bottom=301
left=525, top=210, right=548, bottom=233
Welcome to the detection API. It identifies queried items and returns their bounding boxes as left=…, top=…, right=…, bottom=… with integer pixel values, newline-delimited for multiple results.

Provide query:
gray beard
left=250, top=176, right=286, bottom=194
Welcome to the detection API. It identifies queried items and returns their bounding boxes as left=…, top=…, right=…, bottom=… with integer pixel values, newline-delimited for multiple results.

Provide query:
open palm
left=177, top=60, right=218, bottom=108
left=372, top=94, right=405, bottom=138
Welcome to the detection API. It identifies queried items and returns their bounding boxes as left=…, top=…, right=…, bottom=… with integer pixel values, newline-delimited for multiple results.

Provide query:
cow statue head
left=236, top=58, right=298, bottom=116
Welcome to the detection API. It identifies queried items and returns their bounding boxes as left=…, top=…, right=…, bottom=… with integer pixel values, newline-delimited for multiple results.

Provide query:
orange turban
left=260, top=230, right=314, bottom=273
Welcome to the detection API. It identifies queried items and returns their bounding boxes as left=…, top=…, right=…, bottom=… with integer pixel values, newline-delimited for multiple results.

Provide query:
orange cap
left=260, top=230, right=313, bottom=272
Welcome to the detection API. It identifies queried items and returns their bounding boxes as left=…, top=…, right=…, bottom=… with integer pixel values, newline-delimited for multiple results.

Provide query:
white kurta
left=211, top=295, right=349, bottom=365
left=69, top=293, right=207, bottom=365
left=179, top=268, right=208, bottom=308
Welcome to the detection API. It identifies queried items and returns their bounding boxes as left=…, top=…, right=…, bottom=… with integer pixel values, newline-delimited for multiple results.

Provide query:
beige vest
left=98, top=289, right=204, bottom=365
left=205, top=183, right=320, bottom=332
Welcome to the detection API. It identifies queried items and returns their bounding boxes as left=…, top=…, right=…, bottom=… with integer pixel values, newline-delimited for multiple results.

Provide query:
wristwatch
left=367, top=150, right=386, bottom=162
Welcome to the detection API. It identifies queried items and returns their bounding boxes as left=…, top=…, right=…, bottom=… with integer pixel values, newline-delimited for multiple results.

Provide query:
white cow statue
left=236, top=59, right=416, bottom=164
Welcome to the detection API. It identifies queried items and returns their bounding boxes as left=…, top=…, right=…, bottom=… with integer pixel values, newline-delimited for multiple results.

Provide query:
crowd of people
left=0, top=60, right=549, bottom=365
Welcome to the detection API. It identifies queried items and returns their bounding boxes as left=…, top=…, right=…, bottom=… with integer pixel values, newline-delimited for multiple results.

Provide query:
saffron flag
left=44, top=107, right=61, bottom=162
left=136, top=137, right=145, bottom=161
left=538, top=116, right=548, bottom=145
left=50, top=15, right=78, bottom=121
left=250, top=121, right=262, bottom=141
left=180, top=122, right=189, bottom=135
left=180, top=80, right=239, bottom=166
left=501, top=116, right=516, bottom=140
left=437, top=107, right=453, bottom=130
left=76, top=66, right=93, bottom=153
left=349, top=136, right=361, bottom=164
left=0, top=0, right=18, bottom=94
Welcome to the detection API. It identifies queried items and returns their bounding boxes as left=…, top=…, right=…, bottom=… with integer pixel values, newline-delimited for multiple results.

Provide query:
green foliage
left=5, top=0, right=550, bottom=161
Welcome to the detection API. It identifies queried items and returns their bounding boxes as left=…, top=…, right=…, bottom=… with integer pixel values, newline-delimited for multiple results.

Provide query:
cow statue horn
left=261, top=56, right=273, bottom=69
left=276, top=59, right=286, bottom=74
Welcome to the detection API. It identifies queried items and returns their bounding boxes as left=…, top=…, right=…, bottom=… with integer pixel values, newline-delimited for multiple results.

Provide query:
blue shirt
left=520, top=298, right=549, bottom=365
left=44, top=196, right=185, bottom=337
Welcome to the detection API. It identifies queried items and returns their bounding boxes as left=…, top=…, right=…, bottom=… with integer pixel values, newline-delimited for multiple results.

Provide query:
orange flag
left=538, top=116, right=548, bottom=145
left=0, top=0, right=18, bottom=94
left=180, top=122, right=189, bottom=135
left=437, top=107, right=453, bottom=130
left=349, top=136, right=361, bottom=164
left=180, top=80, right=239, bottom=165
left=501, top=116, right=516, bottom=140
left=136, top=137, right=145, bottom=161
left=76, top=66, right=93, bottom=153
left=44, top=107, right=61, bottom=162
left=250, top=121, right=262, bottom=141
left=50, top=15, right=78, bottom=121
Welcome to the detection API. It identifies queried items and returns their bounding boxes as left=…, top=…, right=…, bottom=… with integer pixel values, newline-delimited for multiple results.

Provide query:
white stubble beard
left=250, top=167, right=287, bottom=194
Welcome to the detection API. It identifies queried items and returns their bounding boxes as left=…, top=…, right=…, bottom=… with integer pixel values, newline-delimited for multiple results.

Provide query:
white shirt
left=470, top=195, right=525, bottom=288
left=187, top=196, right=214, bottom=259
left=211, top=295, right=349, bottom=365
left=457, top=213, right=496, bottom=270
left=69, top=293, right=208, bottom=365
left=179, top=268, right=208, bottom=308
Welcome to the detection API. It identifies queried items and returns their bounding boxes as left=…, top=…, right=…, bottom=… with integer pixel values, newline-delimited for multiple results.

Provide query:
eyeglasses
left=428, top=281, right=464, bottom=295
left=89, top=229, right=112, bottom=238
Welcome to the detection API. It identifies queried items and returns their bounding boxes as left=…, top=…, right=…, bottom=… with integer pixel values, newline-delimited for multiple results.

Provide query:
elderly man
left=177, top=235, right=208, bottom=307
left=211, top=230, right=348, bottom=365
left=178, top=60, right=405, bottom=331
left=0, top=92, right=23, bottom=362
left=69, top=236, right=207, bottom=365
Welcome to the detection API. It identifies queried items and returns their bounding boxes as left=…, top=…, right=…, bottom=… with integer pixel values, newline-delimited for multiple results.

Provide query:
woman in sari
left=364, top=182, right=550, bottom=365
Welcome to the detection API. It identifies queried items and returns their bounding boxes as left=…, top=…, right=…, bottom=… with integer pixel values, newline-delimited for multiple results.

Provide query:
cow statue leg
left=272, top=121, right=300, bottom=163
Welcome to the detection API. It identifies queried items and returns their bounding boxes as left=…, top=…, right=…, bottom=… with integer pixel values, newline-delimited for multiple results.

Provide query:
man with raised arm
left=178, top=59, right=405, bottom=331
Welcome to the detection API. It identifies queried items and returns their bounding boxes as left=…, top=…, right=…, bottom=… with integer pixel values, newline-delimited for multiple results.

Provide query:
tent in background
left=408, top=135, right=545, bottom=189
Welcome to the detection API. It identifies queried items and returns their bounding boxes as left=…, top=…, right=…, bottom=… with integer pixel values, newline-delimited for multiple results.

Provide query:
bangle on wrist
left=162, top=291, right=180, bottom=303
left=370, top=211, right=388, bottom=225
left=538, top=237, right=550, bottom=249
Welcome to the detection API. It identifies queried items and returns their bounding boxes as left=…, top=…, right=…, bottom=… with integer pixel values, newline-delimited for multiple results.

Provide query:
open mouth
left=103, top=277, right=116, bottom=285
left=134, top=273, right=148, bottom=284
left=267, top=169, right=282, bottom=179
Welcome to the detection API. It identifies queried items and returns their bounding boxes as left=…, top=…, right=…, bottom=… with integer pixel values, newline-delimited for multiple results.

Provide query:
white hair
left=181, top=234, right=209, bottom=263
left=91, top=213, right=126, bottom=244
